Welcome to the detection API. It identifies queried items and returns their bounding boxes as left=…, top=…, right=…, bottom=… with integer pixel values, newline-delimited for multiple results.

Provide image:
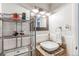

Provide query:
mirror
left=30, top=14, right=49, bottom=31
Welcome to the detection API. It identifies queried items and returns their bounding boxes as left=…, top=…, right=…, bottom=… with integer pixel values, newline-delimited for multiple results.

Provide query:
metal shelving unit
left=0, top=13, right=36, bottom=56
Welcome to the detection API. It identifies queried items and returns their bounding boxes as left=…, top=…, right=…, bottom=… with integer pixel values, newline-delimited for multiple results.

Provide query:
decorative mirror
left=30, top=14, right=49, bottom=31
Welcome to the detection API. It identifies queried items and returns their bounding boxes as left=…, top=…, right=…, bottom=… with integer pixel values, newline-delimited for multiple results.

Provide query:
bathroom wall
left=49, top=4, right=78, bottom=55
left=36, top=31, right=49, bottom=43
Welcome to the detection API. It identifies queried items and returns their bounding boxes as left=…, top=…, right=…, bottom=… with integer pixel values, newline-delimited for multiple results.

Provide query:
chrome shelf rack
left=0, top=13, right=36, bottom=56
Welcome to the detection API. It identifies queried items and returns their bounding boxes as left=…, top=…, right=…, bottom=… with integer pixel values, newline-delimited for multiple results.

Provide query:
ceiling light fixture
left=39, top=8, right=46, bottom=15
left=39, top=11, right=46, bottom=15
left=42, top=15, right=46, bottom=17
left=46, top=13, right=51, bottom=16
left=31, top=12, right=35, bottom=16
left=32, top=6, right=39, bottom=13
left=36, top=14, right=41, bottom=17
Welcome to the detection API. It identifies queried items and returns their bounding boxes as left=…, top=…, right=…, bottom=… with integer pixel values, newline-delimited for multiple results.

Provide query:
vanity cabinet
left=36, top=45, right=66, bottom=56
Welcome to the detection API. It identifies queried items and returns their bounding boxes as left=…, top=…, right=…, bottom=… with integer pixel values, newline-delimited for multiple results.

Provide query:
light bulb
left=39, top=11, right=46, bottom=15
left=46, top=13, right=51, bottom=16
left=42, top=15, right=46, bottom=17
left=32, top=9, right=39, bottom=13
left=31, top=12, right=35, bottom=16
left=36, top=14, right=41, bottom=17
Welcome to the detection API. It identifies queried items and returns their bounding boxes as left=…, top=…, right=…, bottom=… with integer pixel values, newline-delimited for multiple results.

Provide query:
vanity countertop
left=36, top=44, right=66, bottom=56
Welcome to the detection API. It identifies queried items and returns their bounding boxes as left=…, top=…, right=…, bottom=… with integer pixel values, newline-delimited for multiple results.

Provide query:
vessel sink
left=40, top=41, right=59, bottom=52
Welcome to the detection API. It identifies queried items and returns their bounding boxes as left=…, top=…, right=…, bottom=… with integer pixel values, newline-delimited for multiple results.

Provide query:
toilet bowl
left=40, top=41, right=59, bottom=52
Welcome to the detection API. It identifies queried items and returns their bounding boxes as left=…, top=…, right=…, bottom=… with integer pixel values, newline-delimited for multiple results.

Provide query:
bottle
left=22, top=12, right=26, bottom=21
left=20, top=30, right=24, bottom=35
left=12, top=13, right=20, bottom=21
left=13, top=31, right=18, bottom=36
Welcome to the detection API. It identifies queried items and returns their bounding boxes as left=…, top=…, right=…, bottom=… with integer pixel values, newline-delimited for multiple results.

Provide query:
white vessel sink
left=40, top=41, right=59, bottom=52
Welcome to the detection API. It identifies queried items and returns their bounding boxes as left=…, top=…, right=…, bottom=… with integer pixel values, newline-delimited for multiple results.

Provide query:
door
left=72, top=3, right=78, bottom=56
left=78, top=4, right=79, bottom=56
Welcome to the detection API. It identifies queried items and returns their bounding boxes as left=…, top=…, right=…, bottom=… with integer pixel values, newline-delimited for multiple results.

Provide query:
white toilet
left=40, top=28, right=62, bottom=52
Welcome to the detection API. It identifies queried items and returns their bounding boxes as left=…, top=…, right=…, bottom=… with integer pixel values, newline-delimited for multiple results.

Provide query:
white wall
left=49, top=4, right=78, bottom=56
left=36, top=31, right=49, bottom=43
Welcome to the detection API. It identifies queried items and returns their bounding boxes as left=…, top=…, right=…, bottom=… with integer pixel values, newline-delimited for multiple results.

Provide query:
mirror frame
left=30, top=16, right=49, bottom=31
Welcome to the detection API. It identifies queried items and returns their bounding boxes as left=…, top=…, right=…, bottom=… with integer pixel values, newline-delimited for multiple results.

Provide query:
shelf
left=2, top=18, right=30, bottom=22
left=4, top=45, right=29, bottom=52
left=2, top=35, right=33, bottom=39
left=0, top=13, right=22, bottom=15
left=4, top=47, right=28, bottom=56
left=14, top=52, right=30, bottom=56
left=0, top=34, right=35, bottom=39
left=4, top=45, right=29, bottom=53
left=4, top=45, right=34, bottom=56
